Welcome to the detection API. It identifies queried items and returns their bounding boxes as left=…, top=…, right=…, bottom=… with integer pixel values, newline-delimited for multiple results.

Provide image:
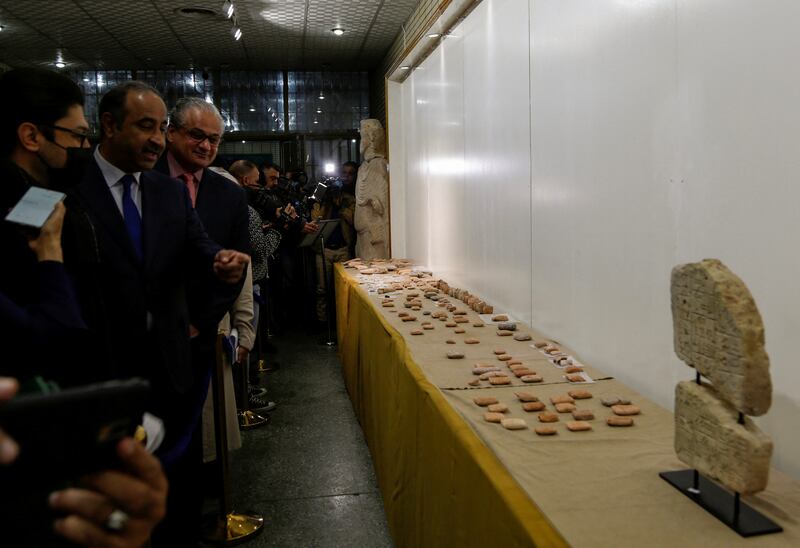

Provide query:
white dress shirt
left=93, top=147, right=142, bottom=216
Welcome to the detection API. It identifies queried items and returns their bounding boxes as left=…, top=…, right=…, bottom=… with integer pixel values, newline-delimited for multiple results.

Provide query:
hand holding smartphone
left=5, top=186, right=66, bottom=229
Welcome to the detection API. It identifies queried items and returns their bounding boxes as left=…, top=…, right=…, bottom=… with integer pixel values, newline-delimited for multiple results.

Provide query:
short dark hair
left=262, top=162, right=282, bottom=174
left=98, top=80, right=160, bottom=129
left=0, top=68, right=84, bottom=157
left=342, top=161, right=358, bottom=170
left=229, top=159, right=258, bottom=180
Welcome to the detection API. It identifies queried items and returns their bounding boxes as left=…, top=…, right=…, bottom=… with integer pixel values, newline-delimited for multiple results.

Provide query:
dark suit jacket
left=154, top=157, right=250, bottom=336
left=63, top=158, right=222, bottom=403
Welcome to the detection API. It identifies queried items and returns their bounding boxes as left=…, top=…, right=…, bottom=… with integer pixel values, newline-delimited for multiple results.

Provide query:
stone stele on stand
left=674, top=381, right=772, bottom=494
left=670, top=258, right=772, bottom=416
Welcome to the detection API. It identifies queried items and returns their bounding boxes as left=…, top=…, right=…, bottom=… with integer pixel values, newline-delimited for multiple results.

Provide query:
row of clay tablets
left=473, top=390, right=641, bottom=435
left=467, top=348, right=544, bottom=387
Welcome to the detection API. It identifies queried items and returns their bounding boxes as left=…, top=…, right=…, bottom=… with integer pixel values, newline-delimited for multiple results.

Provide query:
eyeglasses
left=181, top=127, right=223, bottom=147
left=47, top=125, right=91, bottom=148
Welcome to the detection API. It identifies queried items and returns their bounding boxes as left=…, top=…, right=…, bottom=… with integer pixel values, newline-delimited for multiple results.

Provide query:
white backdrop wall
left=388, top=0, right=800, bottom=478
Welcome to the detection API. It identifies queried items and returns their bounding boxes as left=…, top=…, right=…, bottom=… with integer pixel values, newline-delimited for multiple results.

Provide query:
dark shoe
left=249, top=395, right=277, bottom=413
left=248, top=386, right=267, bottom=398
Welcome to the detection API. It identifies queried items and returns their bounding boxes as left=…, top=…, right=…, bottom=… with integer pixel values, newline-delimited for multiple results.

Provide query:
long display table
left=334, top=264, right=800, bottom=547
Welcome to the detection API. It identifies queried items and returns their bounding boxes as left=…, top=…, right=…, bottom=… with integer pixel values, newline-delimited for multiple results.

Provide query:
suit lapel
left=76, top=160, right=141, bottom=268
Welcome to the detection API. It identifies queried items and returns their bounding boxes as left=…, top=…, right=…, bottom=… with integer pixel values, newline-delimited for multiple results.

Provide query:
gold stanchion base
left=203, top=512, right=265, bottom=545
left=238, top=410, right=269, bottom=430
left=256, top=358, right=271, bottom=373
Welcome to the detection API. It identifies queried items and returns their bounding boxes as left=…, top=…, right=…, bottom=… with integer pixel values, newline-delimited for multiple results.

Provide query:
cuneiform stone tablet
left=515, top=392, right=538, bottom=402
left=497, top=330, right=513, bottom=337
left=467, top=379, right=480, bottom=387
left=489, top=376, right=511, bottom=386
left=497, top=354, right=512, bottom=361
left=522, top=401, right=546, bottom=412
left=566, top=373, right=585, bottom=383
left=446, top=351, right=465, bottom=359
left=487, top=403, right=509, bottom=413
left=454, top=328, right=466, bottom=334
left=446, top=322, right=457, bottom=327
left=566, top=421, right=592, bottom=432
left=410, top=329, right=423, bottom=335
left=497, top=322, right=517, bottom=331
left=423, top=325, right=434, bottom=330
left=554, top=402, right=576, bottom=413
left=464, top=338, right=480, bottom=344
left=671, top=259, right=772, bottom=416
left=473, top=396, right=498, bottom=407
left=493, top=349, right=507, bottom=355
left=492, top=314, right=509, bottom=322
left=513, top=369, right=537, bottom=378
left=513, top=333, right=532, bottom=341
left=568, top=390, right=593, bottom=400
left=473, top=321, right=485, bottom=327
left=446, top=339, right=456, bottom=344
left=571, top=409, right=594, bottom=421
left=484, top=412, right=505, bottom=423
left=550, top=394, right=575, bottom=405
left=674, top=381, right=772, bottom=494
left=601, top=396, right=621, bottom=407
left=535, top=426, right=558, bottom=436
left=564, top=365, right=584, bottom=374
left=501, top=418, right=527, bottom=430
left=607, top=416, right=634, bottom=427
left=538, top=412, right=559, bottom=423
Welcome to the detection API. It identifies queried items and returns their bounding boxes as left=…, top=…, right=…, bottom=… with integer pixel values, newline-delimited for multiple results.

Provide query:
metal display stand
left=300, top=219, right=341, bottom=347
left=202, top=333, right=265, bottom=544
left=236, top=354, right=269, bottom=430
left=660, top=373, right=783, bottom=538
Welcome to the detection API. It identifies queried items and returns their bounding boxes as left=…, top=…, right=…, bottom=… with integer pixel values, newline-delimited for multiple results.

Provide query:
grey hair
left=169, top=97, right=224, bottom=131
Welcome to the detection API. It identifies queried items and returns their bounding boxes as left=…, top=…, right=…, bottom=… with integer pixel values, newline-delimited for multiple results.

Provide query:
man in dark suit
left=152, top=97, right=253, bottom=541
left=62, top=81, right=248, bottom=544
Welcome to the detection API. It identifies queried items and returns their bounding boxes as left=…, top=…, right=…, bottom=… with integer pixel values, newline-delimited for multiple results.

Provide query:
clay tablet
left=515, top=392, right=538, bottom=402
left=410, top=329, right=423, bottom=335
left=473, top=396, right=498, bottom=407
left=566, top=421, right=592, bottom=432
left=484, top=412, right=505, bottom=423
left=521, top=375, right=543, bottom=383
left=446, top=351, right=464, bottom=359
left=492, top=314, right=509, bottom=322
left=568, top=390, right=593, bottom=400
left=493, top=349, right=507, bottom=355
left=611, top=404, right=640, bottom=416
left=496, top=330, right=513, bottom=337
left=671, top=259, right=771, bottom=416
left=489, top=376, right=511, bottom=386
left=423, top=325, right=434, bottom=330
left=538, top=412, right=559, bottom=423
left=571, top=409, right=594, bottom=421
left=487, top=403, right=509, bottom=413
left=607, top=417, right=634, bottom=427
left=513, top=333, right=532, bottom=341
left=550, top=394, right=574, bottom=405
left=473, top=321, right=485, bottom=328
left=535, top=426, right=558, bottom=436
left=454, top=328, right=466, bottom=334
left=674, top=381, right=772, bottom=494
left=464, top=338, right=480, bottom=344
left=522, top=401, right=546, bottom=412
left=554, top=403, right=576, bottom=413
left=564, top=365, right=584, bottom=374
left=501, top=418, right=527, bottom=430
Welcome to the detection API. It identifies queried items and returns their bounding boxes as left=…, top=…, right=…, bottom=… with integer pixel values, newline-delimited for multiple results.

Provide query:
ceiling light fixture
left=55, top=61, right=66, bottom=69
left=313, top=119, right=319, bottom=125
left=318, top=92, right=325, bottom=100
left=316, top=108, right=322, bottom=114
left=82, top=77, right=90, bottom=82
left=399, top=66, right=410, bottom=70
left=331, top=27, right=345, bottom=36
left=249, top=107, right=256, bottom=112
left=241, top=140, right=246, bottom=144
left=427, top=33, right=440, bottom=38
left=231, top=25, right=242, bottom=40
left=222, top=1, right=235, bottom=19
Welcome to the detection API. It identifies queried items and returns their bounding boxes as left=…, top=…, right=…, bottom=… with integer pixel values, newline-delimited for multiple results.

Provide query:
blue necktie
left=120, top=174, right=142, bottom=259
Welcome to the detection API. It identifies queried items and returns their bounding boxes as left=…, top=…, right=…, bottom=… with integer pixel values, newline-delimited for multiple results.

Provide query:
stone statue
left=354, top=119, right=389, bottom=259
left=670, top=259, right=773, bottom=494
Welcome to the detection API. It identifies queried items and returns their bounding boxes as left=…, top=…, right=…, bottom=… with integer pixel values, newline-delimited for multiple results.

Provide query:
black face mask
left=45, top=147, right=93, bottom=191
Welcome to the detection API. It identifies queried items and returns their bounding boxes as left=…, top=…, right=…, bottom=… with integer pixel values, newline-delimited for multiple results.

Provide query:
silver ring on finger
left=104, top=508, right=130, bottom=532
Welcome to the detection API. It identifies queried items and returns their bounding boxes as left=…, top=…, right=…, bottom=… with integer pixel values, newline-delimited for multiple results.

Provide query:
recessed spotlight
left=249, top=107, right=256, bottom=112
left=331, top=27, right=345, bottom=36
left=231, top=26, right=242, bottom=40
left=55, top=61, right=66, bottom=69
left=427, top=33, right=440, bottom=38
left=313, top=119, right=319, bottom=125
left=351, top=139, right=356, bottom=143
left=82, top=77, right=90, bottom=82
left=316, top=108, right=322, bottom=114
left=399, top=66, right=410, bottom=70
left=241, top=140, right=246, bottom=144
left=318, top=92, right=325, bottom=100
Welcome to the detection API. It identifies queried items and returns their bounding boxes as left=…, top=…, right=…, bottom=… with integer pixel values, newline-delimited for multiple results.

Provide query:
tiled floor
left=221, top=330, right=394, bottom=547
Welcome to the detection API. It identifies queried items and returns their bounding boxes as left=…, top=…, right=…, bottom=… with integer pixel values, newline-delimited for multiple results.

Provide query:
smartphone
left=0, top=378, right=150, bottom=479
left=4, top=186, right=66, bottom=229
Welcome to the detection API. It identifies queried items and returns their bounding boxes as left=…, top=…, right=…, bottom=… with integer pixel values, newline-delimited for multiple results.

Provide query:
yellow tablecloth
left=334, top=264, right=800, bottom=547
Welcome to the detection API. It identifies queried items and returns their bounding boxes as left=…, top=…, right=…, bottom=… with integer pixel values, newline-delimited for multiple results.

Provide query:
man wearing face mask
left=0, top=67, right=96, bottom=385
left=0, top=68, right=170, bottom=548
